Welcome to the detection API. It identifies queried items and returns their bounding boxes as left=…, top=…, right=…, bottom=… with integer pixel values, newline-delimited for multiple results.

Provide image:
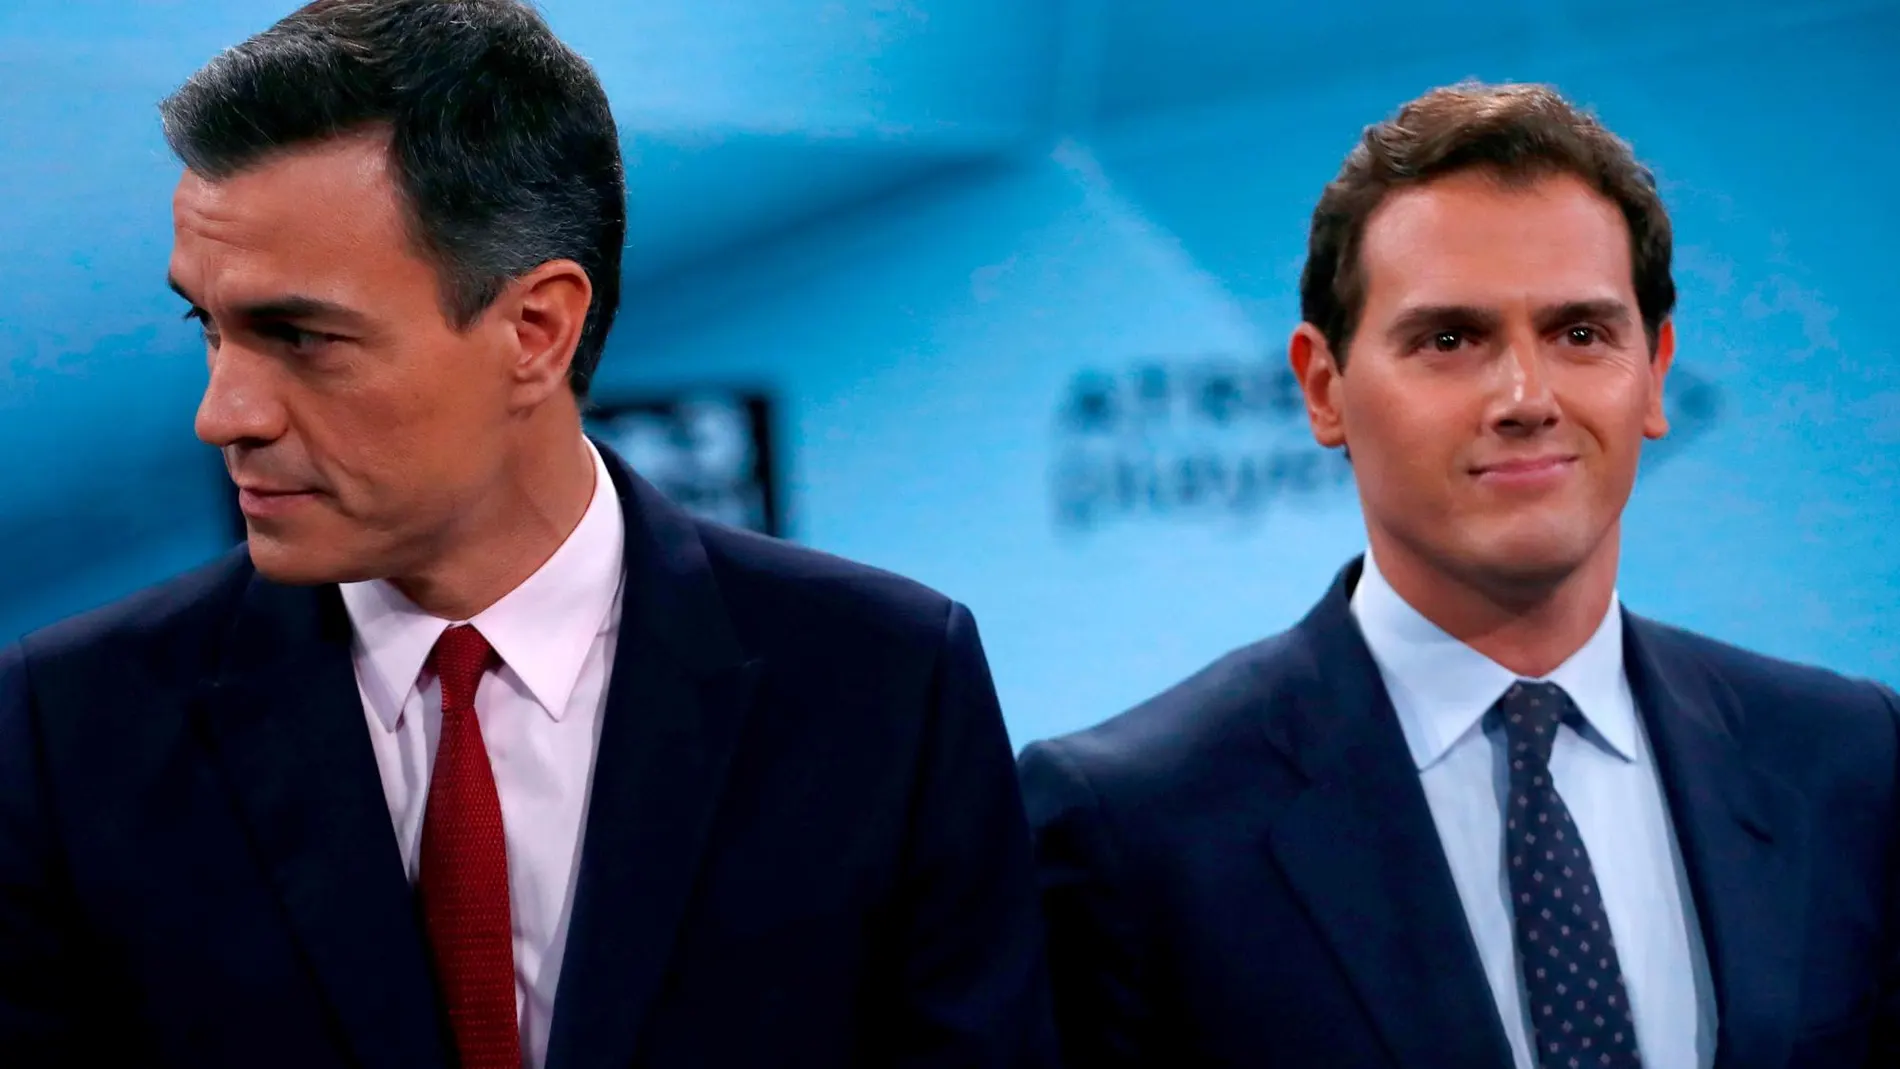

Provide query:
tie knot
left=428, top=625, right=495, bottom=711
left=1496, top=680, right=1570, bottom=769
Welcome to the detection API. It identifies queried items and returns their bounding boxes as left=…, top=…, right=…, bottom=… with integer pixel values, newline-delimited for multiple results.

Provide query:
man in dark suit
left=0, top=3, right=1054, bottom=1067
left=1021, top=81, right=1900, bottom=1068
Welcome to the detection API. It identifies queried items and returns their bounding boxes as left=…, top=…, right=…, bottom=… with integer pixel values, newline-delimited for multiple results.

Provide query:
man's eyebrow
left=166, top=276, right=369, bottom=328
left=1536, top=299, right=1634, bottom=332
left=232, top=295, right=369, bottom=325
left=1384, top=303, right=1502, bottom=343
left=1383, top=299, right=1637, bottom=343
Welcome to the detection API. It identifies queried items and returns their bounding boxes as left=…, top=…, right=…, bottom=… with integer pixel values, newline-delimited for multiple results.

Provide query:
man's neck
left=1366, top=527, right=1621, bottom=679
left=393, top=424, right=598, bottom=622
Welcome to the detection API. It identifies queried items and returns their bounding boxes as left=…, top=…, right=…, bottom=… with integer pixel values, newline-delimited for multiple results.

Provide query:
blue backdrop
left=4, top=0, right=1896, bottom=747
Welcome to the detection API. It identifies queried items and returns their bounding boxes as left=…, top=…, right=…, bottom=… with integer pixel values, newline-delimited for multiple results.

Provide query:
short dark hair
left=160, top=0, right=626, bottom=395
left=1300, top=81, right=1674, bottom=367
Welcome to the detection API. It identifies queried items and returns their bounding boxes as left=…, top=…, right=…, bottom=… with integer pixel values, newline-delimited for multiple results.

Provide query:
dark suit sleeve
left=1870, top=682, right=1900, bottom=1066
left=1018, top=739, right=1151, bottom=1067
left=870, top=602, right=1059, bottom=1067
left=0, top=642, right=96, bottom=1065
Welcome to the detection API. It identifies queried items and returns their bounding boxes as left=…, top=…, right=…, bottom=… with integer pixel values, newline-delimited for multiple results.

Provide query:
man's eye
left=1566, top=325, right=1601, bottom=345
left=1431, top=330, right=1465, bottom=352
left=261, top=323, right=331, bottom=352
left=183, top=308, right=220, bottom=346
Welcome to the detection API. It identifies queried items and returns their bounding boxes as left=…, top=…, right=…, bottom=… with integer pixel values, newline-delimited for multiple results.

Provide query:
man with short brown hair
left=1022, top=82, right=1900, bottom=1069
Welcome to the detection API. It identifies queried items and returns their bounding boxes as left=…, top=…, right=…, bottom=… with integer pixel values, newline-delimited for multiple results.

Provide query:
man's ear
left=497, top=259, right=593, bottom=407
left=1290, top=322, right=1348, bottom=450
left=1644, top=318, right=1676, bottom=441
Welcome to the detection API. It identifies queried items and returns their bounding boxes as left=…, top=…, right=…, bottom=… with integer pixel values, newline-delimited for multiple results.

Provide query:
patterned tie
left=419, top=625, right=520, bottom=1069
left=1497, top=681, right=1642, bottom=1069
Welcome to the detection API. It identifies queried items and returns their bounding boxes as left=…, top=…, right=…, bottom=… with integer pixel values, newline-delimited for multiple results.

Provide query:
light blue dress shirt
left=1349, top=552, right=1717, bottom=1069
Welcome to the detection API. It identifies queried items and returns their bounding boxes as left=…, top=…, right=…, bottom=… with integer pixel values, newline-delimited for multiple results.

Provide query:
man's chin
left=243, top=534, right=364, bottom=588
left=1477, top=553, right=1583, bottom=592
left=1463, top=527, right=1605, bottom=594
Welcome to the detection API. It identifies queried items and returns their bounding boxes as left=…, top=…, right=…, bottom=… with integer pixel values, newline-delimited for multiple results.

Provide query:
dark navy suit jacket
left=1021, top=558, right=1900, bottom=1068
left=0, top=445, right=1056, bottom=1068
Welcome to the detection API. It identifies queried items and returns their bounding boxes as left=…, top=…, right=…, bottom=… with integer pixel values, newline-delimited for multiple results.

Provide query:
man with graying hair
left=0, top=3, right=1057, bottom=1067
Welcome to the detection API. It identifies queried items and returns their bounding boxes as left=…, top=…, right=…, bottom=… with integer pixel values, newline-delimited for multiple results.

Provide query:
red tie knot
left=428, top=624, right=496, bottom=711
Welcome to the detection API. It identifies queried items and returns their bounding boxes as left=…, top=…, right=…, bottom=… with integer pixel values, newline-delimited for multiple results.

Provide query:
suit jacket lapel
left=196, top=575, right=448, bottom=1069
left=1262, top=560, right=1515, bottom=1069
left=1623, top=615, right=1808, bottom=1069
left=544, top=445, right=762, bottom=1069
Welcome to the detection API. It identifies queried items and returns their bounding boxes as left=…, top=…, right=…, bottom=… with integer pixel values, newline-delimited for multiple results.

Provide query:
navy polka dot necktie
left=1496, top=681, right=1642, bottom=1069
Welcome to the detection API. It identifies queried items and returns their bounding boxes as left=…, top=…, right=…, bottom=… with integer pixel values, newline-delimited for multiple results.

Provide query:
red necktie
left=419, top=625, right=521, bottom=1069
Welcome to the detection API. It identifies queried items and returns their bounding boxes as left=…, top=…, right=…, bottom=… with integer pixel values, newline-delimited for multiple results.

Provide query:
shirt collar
left=341, top=438, right=626, bottom=731
left=1349, top=550, right=1635, bottom=771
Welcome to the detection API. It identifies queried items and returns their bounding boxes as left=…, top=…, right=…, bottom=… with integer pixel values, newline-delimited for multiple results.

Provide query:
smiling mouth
left=1474, top=456, right=1577, bottom=476
left=1469, top=456, right=1580, bottom=490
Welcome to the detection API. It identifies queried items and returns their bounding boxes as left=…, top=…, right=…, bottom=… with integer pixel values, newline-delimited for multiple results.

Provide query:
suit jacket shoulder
left=1636, top=614, right=1900, bottom=705
left=12, top=548, right=255, bottom=733
left=692, top=520, right=960, bottom=661
left=1031, top=631, right=1305, bottom=794
left=1630, top=613, right=1900, bottom=783
left=1018, top=624, right=1329, bottom=894
left=20, top=548, right=251, bottom=664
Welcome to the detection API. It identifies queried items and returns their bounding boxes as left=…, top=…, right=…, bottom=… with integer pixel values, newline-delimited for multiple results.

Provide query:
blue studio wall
left=4, top=0, right=1897, bottom=747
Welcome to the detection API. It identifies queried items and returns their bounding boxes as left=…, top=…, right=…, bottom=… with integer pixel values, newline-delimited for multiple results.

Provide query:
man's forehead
left=1367, top=172, right=1626, bottom=248
left=172, top=131, right=399, bottom=233
left=1358, top=175, right=1635, bottom=309
left=169, top=132, right=420, bottom=304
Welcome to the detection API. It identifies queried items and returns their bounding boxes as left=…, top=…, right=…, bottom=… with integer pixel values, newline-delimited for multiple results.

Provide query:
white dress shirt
left=339, top=439, right=624, bottom=1069
left=1349, top=551, right=1717, bottom=1069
